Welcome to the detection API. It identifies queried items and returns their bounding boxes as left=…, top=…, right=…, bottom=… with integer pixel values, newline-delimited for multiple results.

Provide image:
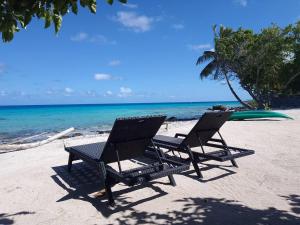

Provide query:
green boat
left=229, top=110, right=293, bottom=121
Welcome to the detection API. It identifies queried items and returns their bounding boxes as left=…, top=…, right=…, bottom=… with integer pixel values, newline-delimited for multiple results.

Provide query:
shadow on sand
left=0, top=211, right=35, bottom=225
left=282, top=194, right=300, bottom=215
left=131, top=155, right=237, bottom=183
left=51, top=161, right=300, bottom=224
left=52, top=162, right=170, bottom=218
left=108, top=196, right=300, bottom=225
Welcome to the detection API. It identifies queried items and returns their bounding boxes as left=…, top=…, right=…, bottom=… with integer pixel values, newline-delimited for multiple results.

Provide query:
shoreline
left=0, top=101, right=242, bottom=143
left=1, top=108, right=300, bottom=145
left=0, top=116, right=202, bottom=145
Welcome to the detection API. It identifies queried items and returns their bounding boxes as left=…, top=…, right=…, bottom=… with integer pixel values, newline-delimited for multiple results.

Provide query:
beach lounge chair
left=65, top=116, right=189, bottom=207
left=153, top=112, right=255, bottom=178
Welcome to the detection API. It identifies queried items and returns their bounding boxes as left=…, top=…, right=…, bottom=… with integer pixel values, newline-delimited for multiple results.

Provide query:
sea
left=0, top=101, right=240, bottom=143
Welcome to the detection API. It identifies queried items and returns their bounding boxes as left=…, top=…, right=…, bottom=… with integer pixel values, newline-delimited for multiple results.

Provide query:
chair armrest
left=208, top=138, right=227, bottom=146
left=175, top=133, right=188, bottom=138
left=208, top=138, right=223, bottom=143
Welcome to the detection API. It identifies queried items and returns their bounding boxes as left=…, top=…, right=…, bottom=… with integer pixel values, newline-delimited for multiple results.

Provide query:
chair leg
left=192, top=161, right=203, bottom=179
left=231, top=159, right=238, bottom=168
left=168, top=175, right=176, bottom=186
left=185, top=146, right=203, bottom=179
left=226, top=149, right=238, bottom=167
left=105, top=177, right=115, bottom=207
left=67, top=153, right=74, bottom=172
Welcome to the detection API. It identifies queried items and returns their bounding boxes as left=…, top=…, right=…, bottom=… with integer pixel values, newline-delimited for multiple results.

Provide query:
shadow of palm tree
left=109, top=197, right=300, bottom=225
left=51, top=162, right=300, bottom=224
left=0, top=211, right=35, bottom=225
left=282, top=194, right=300, bottom=215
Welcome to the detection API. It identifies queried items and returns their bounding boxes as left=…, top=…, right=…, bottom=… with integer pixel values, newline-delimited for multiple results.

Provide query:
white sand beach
left=0, top=109, right=300, bottom=225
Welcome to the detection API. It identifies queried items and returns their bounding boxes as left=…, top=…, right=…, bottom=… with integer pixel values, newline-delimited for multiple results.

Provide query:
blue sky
left=1, top=0, right=300, bottom=105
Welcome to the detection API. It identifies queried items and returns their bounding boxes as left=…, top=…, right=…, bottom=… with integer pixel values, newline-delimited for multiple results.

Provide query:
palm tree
left=196, top=50, right=253, bottom=109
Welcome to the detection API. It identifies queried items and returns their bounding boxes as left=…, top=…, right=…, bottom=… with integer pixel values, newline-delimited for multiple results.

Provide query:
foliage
left=245, top=99, right=259, bottom=109
left=197, top=22, right=300, bottom=108
left=0, top=0, right=127, bottom=42
left=196, top=27, right=254, bottom=109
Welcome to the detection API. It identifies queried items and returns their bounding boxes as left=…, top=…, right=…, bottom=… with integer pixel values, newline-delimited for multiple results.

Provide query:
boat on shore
left=229, top=110, right=293, bottom=120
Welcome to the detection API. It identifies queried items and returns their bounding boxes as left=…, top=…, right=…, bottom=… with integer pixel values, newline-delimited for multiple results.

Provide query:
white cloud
left=172, top=24, right=184, bottom=30
left=85, top=90, right=97, bottom=97
left=0, top=90, right=7, bottom=96
left=45, top=88, right=61, bottom=95
left=70, top=32, right=88, bottom=41
left=105, top=90, right=113, bottom=96
left=65, top=87, right=73, bottom=93
left=94, top=73, right=122, bottom=81
left=188, top=44, right=211, bottom=51
left=94, top=73, right=113, bottom=80
left=4, top=91, right=26, bottom=97
left=89, top=34, right=117, bottom=45
left=122, top=3, right=138, bottom=9
left=108, top=60, right=121, bottom=66
left=235, top=0, right=247, bottom=7
left=64, top=87, right=74, bottom=96
left=71, top=33, right=116, bottom=45
left=114, top=11, right=154, bottom=32
left=118, top=87, right=132, bottom=97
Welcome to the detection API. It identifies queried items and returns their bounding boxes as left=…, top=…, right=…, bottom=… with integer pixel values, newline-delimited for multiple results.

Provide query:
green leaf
left=80, top=0, right=87, bottom=7
left=2, top=31, right=13, bottom=42
left=19, top=18, right=25, bottom=28
left=89, top=3, right=96, bottom=13
left=0, top=0, right=128, bottom=42
left=61, top=5, right=69, bottom=15
left=107, top=0, right=113, bottom=5
left=2, top=24, right=16, bottom=42
left=52, top=14, right=62, bottom=33
left=71, top=2, right=78, bottom=14
left=44, top=12, right=51, bottom=28
left=24, top=13, right=32, bottom=27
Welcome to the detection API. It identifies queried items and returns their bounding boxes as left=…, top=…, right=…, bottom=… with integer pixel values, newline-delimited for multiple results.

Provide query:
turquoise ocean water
left=0, top=101, right=240, bottom=143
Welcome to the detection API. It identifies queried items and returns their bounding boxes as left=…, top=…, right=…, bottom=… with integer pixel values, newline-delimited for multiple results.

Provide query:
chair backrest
left=101, top=115, right=166, bottom=164
left=183, top=111, right=232, bottom=148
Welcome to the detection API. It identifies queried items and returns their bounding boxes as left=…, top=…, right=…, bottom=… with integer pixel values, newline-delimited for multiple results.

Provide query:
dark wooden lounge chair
left=65, top=116, right=189, bottom=207
left=153, top=112, right=255, bottom=179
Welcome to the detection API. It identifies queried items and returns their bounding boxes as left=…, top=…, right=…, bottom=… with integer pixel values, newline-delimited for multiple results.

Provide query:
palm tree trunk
left=283, top=71, right=300, bottom=91
left=224, top=73, right=253, bottom=109
left=242, top=84, right=264, bottom=109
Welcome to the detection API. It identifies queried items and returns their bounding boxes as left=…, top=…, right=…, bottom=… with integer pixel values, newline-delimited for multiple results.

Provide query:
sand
left=0, top=109, right=300, bottom=225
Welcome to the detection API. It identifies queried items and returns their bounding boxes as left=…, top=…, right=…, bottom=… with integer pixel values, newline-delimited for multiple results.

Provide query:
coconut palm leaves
left=0, top=0, right=127, bottom=42
left=197, top=23, right=300, bottom=109
left=196, top=35, right=253, bottom=109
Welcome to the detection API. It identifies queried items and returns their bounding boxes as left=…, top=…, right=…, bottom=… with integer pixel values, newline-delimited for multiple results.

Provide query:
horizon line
left=0, top=100, right=242, bottom=107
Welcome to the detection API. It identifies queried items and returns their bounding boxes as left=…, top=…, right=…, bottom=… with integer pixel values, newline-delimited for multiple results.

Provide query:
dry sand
left=0, top=109, right=300, bottom=225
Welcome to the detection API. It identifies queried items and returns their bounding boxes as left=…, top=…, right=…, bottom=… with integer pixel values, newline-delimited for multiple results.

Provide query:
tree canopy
left=0, top=0, right=127, bottom=42
left=197, top=22, right=300, bottom=108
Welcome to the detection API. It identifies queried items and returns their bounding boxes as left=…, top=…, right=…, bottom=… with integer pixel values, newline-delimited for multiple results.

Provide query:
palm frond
left=213, top=67, right=222, bottom=80
left=200, top=61, right=217, bottom=79
left=196, top=51, right=216, bottom=65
